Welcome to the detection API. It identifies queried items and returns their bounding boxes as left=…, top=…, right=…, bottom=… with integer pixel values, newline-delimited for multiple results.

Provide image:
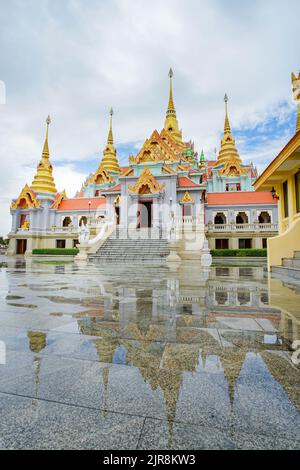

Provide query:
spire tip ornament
left=168, top=68, right=173, bottom=79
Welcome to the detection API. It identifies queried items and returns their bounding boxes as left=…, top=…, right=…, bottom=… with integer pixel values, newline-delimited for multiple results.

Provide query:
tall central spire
left=217, top=94, right=241, bottom=166
left=100, top=108, right=120, bottom=174
left=224, top=93, right=231, bottom=133
left=31, top=116, right=57, bottom=195
left=167, top=68, right=176, bottom=116
left=107, top=107, right=114, bottom=145
left=163, top=68, right=182, bottom=144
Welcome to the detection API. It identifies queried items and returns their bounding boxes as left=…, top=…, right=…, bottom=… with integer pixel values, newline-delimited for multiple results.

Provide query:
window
left=73, top=239, right=79, bottom=248
left=79, top=216, right=87, bottom=226
left=283, top=180, right=289, bottom=218
left=215, top=291, right=228, bottom=305
left=62, top=216, right=72, bottom=227
left=216, top=267, right=229, bottom=277
left=258, top=211, right=271, bottom=223
left=95, top=190, right=100, bottom=197
left=295, top=171, right=300, bottom=213
left=239, top=238, right=252, bottom=249
left=215, top=239, right=229, bottom=249
left=236, top=212, right=249, bottom=224
left=56, top=239, right=66, bottom=248
left=214, top=212, right=226, bottom=224
left=262, top=238, right=267, bottom=249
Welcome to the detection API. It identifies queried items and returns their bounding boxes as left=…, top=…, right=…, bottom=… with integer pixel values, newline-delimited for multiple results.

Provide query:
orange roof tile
left=104, top=184, right=121, bottom=192
left=57, top=197, right=106, bottom=211
left=207, top=191, right=277, bottom=205
left=177, top=177, right=201, bottom=188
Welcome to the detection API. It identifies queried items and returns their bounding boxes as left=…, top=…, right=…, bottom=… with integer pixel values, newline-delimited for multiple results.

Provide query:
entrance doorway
left=137, top=200, right=152, bottom=228
left=16, top=239, right=27, bottom=254
left=115, top=206, right=120, bottom=225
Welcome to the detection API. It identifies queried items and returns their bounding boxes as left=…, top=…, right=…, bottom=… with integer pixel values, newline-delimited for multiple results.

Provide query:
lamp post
left=271, top=187, right=279, bottom=200
left=88, top=200, right=91, bottom=215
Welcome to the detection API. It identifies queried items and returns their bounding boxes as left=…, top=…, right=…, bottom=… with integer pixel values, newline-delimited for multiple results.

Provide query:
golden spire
left=107, top=107, right=114, bottom=144
left=31, top=116, right=57, bottom=194
left=167, top=68, right=176, bottom=116
left=217, top=94, right=241, bottom=167
left=224, top=93, right=231, bottom=133
left=163, top=68, right=182, bottom=144
left=100, top=108, right=120, bottom=173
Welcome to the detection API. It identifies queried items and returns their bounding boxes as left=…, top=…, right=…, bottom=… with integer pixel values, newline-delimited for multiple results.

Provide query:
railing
left=206, top=223, right=278, bottom=233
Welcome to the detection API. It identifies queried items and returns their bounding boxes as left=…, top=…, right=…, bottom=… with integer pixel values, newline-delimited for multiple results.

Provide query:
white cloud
left=0, top=0, right=300, bottom=235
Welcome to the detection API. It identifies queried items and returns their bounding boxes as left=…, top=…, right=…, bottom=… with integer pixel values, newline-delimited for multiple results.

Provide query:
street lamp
left=88, top=200, right=91, bottom=215
left=271, top=187, right=279, bottom=200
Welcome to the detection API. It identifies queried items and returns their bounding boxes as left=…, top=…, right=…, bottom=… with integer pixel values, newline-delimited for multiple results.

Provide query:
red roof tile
left=207, top=191, right=277, bottom=205
left=104, top=184, right=121, bottom=192
left=177, top=177, right=201, bottom=188
left=57, top=197, right=106, bottom=211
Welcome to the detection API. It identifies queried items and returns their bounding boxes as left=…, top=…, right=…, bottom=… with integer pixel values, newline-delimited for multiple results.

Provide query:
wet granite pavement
left=0, top=256, right=299, bottom=450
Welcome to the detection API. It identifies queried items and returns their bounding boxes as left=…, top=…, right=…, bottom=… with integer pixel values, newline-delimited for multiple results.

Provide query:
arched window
left=62, top=216, right=72, bottom=227
left=236, top=212, right=248, bottom=224
left=258, top=211, right=271, bottom=223
left=79, top=216, right=87, bottom=226
left=214, top=212, right=227, bottom=224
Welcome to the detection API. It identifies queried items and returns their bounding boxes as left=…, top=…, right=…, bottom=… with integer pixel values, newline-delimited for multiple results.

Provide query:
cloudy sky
left=0, top=0, right=299, bottom=236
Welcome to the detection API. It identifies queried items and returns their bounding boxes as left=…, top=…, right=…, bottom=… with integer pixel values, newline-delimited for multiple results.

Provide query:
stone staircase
left=89, top=228, right=170, bottom=262
left=272, top=251, right=300, bottom=280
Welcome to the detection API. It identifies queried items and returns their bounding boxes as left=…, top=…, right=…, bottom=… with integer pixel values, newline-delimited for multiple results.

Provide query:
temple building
left=7, top=70, right=278, bottom=258
left=254, top=71, right=300, bottom=277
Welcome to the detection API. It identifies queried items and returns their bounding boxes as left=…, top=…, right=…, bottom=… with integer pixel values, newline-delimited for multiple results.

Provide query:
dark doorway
left=16, top=239, right=27, bottom=254
left=137, top=200, right=152, bottom=228
left=115, top=206, right=120, bottom=225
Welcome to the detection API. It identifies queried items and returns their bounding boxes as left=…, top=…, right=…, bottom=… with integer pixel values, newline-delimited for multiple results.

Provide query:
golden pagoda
left=217, top=95, right=242, bottom=165
left=31, top=116, right=57, bottom=194
left=100, top=108, right=120, bottom=173
left=163, top=68, right=183, bottom=144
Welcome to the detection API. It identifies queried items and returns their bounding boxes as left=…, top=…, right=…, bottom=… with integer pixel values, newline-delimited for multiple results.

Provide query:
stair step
left=272, top=265, right=300, bottom=280
left=90, top=228, right=170, bottom=261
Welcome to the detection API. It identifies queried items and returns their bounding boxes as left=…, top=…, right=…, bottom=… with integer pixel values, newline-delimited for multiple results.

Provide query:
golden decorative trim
left=93, top=164, right=114, bottom=185
left=11, top=184, right=41, bottom=209
left=128, top=167, right=165, bottom=194
left=218, top=158, right=247, bottom=177
left=180, top=191, right=194, bottom=204
left=51, top=190, right=67, bottom=209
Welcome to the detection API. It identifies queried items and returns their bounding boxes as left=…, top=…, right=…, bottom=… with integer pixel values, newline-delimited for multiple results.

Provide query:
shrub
left=211, top=249, right=267, bottom=257
left=32, top=248, right=79, bottom=256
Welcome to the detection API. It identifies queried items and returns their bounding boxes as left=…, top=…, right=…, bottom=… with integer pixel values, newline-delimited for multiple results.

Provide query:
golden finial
left=167, top=68, right=176, bottom=115
left=107, top=107, right=114, bottom=145
left=224, top=94, right=231, bottom=134
left=42, top=115, right=51, bottom=158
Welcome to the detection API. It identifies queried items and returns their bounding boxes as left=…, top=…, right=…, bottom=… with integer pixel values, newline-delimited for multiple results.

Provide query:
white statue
left=79, top=222, right=90, bottom=245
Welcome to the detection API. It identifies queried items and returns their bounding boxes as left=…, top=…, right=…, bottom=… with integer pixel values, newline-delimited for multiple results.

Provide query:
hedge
left=32, top=248, right=79, bottom=256
left=211, top=249, right=267, bottom=257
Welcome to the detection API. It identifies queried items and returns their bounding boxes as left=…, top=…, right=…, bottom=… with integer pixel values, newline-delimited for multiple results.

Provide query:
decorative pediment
left=128, top=167, right=165, bottom=194
left=218, top=158, right=248, bottom=177
left=92, top=164, right=114, bottom=185
left=180, top=191, right=194, bottom=204
left=11, top=184, right=41, bottom=209
left=113, top=195, right=121, bottom=206
left=129, top=129, right=181, bottom=164
left=51, top=190, right=67, bottom=209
